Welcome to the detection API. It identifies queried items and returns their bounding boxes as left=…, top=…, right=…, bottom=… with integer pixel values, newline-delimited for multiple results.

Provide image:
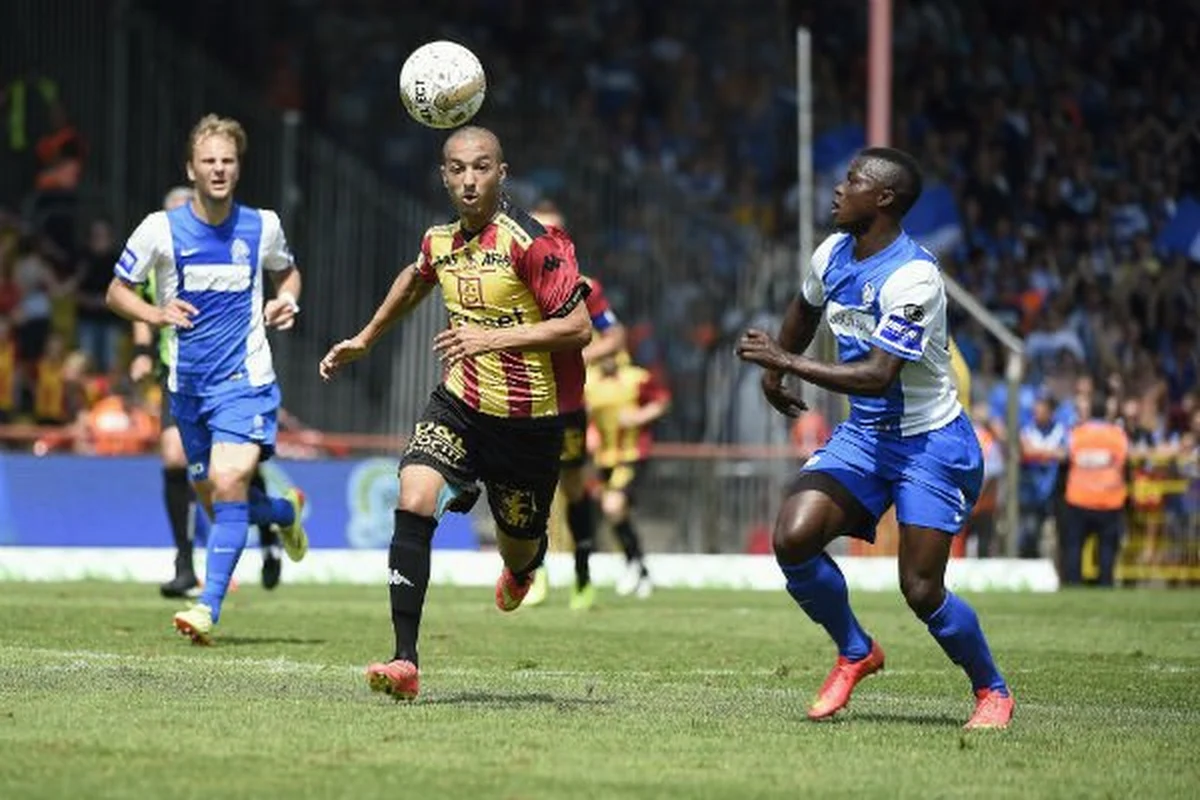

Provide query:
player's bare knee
left=397, top=465, right=443, bottom=517
left=160, top=427, right=187, bottom=468
left=899, top=571, right=944, bottom=618
left=600, top=490, right=625, bottom=521
left=772, top=494, right=831, bottom=565
left=559, top=467, right=586, bottom=502
left=208, top=467, right=251, bottom=502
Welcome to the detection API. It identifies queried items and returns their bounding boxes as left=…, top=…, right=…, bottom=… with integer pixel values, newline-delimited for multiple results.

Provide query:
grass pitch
left=1, top=581, right=1197, bottom=799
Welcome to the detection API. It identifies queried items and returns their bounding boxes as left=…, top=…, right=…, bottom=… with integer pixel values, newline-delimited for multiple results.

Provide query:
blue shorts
left=169, top=381, right=281, bottom=481
left=801, top=412, right=983, bottom=537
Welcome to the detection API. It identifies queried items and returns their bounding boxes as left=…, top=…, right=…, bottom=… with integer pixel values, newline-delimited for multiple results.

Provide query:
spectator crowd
left=4, top=0, right=1199, bottom=514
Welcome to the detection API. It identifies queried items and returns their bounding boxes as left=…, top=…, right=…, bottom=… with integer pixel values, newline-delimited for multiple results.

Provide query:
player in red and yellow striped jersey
left=321, top=127, right=592, bottom=700
left=586, top=351, right=671, bottom=598
left=524, top=199, right=627, bottom=610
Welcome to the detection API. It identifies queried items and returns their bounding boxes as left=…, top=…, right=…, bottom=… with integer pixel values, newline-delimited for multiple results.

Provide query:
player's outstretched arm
left=432, top=301, right=591, bottom=367
left=319, top=262, right=435, bottom=380
left=582, top=320, right=626, bottom=364
left=738, top=331, right=904, bottom=398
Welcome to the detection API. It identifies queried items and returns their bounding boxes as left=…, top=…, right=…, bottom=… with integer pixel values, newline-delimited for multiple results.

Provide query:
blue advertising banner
left=0, top=454, right=480, bottom=550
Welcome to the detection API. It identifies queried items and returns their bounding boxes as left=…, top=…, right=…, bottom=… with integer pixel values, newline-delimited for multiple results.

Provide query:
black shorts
left=559, top=409, right=588, bottom=468
left=598, top=461, right=647, bottom=506
left=400, top=385, right=565, bottom=540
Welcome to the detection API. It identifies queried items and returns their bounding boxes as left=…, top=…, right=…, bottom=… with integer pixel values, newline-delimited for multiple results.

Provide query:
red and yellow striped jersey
left=416, top=205, right=587, bottom=419
left=585, top=360, right=671, bottom=468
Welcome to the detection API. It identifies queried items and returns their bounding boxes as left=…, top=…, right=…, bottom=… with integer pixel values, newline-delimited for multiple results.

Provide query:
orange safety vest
left=87, top=395, right=154, bottom=456
left=1065, top=421, right=1129, bottom=511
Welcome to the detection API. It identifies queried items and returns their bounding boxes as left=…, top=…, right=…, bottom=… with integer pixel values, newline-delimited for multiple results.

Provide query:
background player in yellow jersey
left=525, top=199, right=627, bottom=610
left=320, top=126, right=592, bottom=700
left=586, top=351, right=671, bottom=598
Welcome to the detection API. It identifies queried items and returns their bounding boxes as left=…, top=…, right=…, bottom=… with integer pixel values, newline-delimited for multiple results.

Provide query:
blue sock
left=199, top=502, right=249, bottom=623
left=248, top=485, right=295, bottom=528
left=923, top=592, right=1008, bottom=694
left=780, top=554, right=872, bottom=661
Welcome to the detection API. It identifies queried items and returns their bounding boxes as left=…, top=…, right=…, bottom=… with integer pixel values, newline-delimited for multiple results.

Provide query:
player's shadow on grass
left=850, top=711, right=962, bottom=727
left=423, top=691, right=614, bottom=708
left=218, top=636, right=327, bottom=647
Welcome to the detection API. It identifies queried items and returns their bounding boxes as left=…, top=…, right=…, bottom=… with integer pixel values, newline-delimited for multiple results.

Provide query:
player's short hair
left=162, top=185, right=192, bottom=211
left=443, top=125, right=504, bottom=163
left=859, top=147, right=923, bottom=216
left=186, top=114, right=248, bottom=163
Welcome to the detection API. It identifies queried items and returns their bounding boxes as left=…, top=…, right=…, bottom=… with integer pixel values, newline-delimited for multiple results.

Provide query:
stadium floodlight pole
left=867, top=0, right=893, bottom=146
left=796, top=27, right=814, bottom=305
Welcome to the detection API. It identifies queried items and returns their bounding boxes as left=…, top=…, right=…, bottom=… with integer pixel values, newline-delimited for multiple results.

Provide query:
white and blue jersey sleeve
left=871, top=260, right=940, bottom=362
left=800, top=232, right=846, bottom=307
left=810, top=231, right=960, bottom=436
left=114, top=212, right=172, bottom=285
left=259, top=210, right=296, bottom=274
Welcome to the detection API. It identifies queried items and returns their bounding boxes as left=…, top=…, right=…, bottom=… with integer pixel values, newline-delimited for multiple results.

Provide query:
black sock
left=512, top=535, right=549, bottom=584
left=390, top=510, right=437, bottom=666
left=566, top=497, right=595, bottom=588
left=163, top=467, right=193, bottom=576
left=614, top=518, right=645, bottom=566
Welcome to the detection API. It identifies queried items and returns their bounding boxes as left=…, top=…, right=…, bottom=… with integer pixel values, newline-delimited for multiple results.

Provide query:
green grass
left=1, top=582, right=1198, bottom=799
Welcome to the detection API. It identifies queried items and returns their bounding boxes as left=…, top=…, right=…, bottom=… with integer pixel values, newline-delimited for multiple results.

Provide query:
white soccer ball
left=399, top=41, right=487, bottom=130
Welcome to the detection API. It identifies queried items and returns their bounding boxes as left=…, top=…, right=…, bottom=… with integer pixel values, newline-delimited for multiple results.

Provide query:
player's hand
left=264, top=296, right=299, bottom=330
left=154, top=298, right=197, bottom=329
left=760, top=369, right=808, bottom=418
left=130, top=354, right=154, bottom=383
left=617, top=408, right=643, bottom=428
left=319, top=336, right=370, bottom=381
left=433, top=324, right=494, bottom=366
left=736, top=329, right=795, bottom=370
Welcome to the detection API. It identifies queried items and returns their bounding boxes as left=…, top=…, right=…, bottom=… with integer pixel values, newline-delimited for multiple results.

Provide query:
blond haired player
left=107, top=114, right=308, bottom=644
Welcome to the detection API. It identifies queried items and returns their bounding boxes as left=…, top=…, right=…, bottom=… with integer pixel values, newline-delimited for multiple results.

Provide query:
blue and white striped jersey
left=803, top=231, right=960, bottom=436
left=115, top=202, right=294, bottom=395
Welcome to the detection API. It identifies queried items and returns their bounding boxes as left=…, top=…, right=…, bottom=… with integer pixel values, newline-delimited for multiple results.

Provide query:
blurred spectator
left=970, top=403, right=1004, bottom=558
left=1018, top=394, right=1068, bottom=559
left=13, top=234, right=69, bottom=368
left=80, top=381, right=155, bottom=456
left=0, top=315, right=15, bottom=422
left=74, top=218, right=122, bottom=375
left=1062, top=393, right=1130, bottom=587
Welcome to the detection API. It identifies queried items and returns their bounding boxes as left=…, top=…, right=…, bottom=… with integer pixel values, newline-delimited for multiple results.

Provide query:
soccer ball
left=399, top=41, right=487, bottom=130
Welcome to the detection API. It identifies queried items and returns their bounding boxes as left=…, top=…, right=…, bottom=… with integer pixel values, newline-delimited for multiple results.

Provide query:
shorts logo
left=406, top=421, right=468, bottom=467
left=542, top=254, right=562, bottom=272
left=490, top=483, right=537, bottom=529
left=903, top=304, right=925, bottom=322
left=251, top=414, right=265, bottom=440
left=188, top=462, right=205, bottom=478
left=231, top=238, right=251, bottom=266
